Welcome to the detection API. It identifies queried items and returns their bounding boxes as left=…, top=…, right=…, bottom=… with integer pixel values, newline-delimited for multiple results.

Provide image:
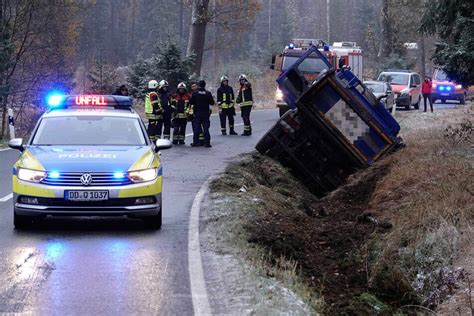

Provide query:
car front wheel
left=142, top=209, right=162, bottom=229
left=14, top=211, right=32, bottom=229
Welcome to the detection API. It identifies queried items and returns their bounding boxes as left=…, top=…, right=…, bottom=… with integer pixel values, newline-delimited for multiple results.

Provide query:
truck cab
left=271, top=39, right=337, bottom=116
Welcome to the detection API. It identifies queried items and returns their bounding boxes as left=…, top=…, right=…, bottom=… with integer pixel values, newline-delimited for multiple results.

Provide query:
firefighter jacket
left=236, top=82, right=253, bottom=107
left=189, top=88, right=215, bottom=117
left=158, top=90, right=175, bottom=115
left=171, top=92, right=190, bottom=119
left=217, top=84, right=235, bottom=109
left=145, top=91, right=162, bottom=120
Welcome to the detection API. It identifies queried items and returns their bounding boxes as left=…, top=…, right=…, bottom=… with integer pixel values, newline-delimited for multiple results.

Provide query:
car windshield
left=283, top=56, right=329, bottom=74
left=378, top=73, right=409, bottom=85
left=32, top=116, right=147, bottom=146
left=365, top=83, right=386, bottom=93
left=435, top=70, right=449, bottom=81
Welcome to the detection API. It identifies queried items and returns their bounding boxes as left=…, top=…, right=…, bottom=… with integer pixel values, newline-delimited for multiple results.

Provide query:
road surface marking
left=0, top=147, right=11, bottom=152
left=0, top=193, right=13, bottom=202
left=188, top=179, right=212, bottom=315
left=185, top=122, right=247, bottom=137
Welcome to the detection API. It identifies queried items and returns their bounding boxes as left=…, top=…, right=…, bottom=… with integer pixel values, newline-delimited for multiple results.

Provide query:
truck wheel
left=143, top=210, right=162, bottom=229
left=14, top=212, right=32, bottom=229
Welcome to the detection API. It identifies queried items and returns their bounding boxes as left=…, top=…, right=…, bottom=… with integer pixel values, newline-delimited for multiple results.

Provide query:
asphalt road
left=0, top=109, right=278, bottom=314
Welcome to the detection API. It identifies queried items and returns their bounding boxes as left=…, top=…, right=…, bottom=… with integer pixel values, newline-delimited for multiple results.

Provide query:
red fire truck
left=270, top=39, right=363, bottom=116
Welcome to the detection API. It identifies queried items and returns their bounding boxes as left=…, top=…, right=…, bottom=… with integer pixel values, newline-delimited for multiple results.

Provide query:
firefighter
left=157, top=80, right=174, bottom=140
left=217, top=75, right=237, bottom=135
left=144, top=80, right=162, bottom=142
left=189, top=80, right=215, bottom=148
left=171, top=82, right=190, bottom=145
left=236, top=74, right=253, bottom=136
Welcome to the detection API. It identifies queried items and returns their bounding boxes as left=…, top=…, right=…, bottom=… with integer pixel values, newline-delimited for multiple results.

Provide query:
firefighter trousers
left=173, top=118, right=187, bottom=143
left=192, top=116, right=211, bottom=145
left=147, top=119, right=161, bottom=142
left=157, top=113, right=172, bottom=140
left=241, top=106, right=252, bottom=135
left=219, top=108, right=235, bottom=132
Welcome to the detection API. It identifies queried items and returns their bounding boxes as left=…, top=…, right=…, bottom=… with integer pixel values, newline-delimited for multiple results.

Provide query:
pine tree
left=420, top=0, right=474, bottom=84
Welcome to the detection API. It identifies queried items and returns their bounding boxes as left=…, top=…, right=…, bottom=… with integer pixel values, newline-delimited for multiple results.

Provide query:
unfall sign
left=75, top=95, right=107, bottom=106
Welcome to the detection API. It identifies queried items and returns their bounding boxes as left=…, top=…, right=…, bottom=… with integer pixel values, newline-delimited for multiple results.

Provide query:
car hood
left=433, top=80, right=455, bottom=86
left=390, top=84, right=408, bottom=93
left=24, top=146, right=154, bottom=172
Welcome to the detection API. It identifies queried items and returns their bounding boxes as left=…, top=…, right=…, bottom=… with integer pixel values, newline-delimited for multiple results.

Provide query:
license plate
left=441, top=93, right=449, bottom=96
left=66, top=190, right=109, bottom=201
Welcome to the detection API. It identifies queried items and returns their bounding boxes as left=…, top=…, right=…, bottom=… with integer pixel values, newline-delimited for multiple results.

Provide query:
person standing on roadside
left=171, top=82, right=190, bottom=145
left=189, top=80, right=215, bottom=148
left=144, top=80, right=162, bottom=142
left=236, top=74, right=253, bottom=136
left=422, top=77, right=434, bottom=113
left=217, top=75, right=237, bottom=135
left=157, top=80, right=174, bottom=140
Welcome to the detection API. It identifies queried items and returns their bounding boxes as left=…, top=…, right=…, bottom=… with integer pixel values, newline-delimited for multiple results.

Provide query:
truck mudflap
left=257, top=46, right=403, bottom=195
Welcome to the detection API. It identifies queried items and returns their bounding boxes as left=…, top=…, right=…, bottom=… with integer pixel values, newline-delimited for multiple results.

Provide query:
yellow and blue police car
left=8, top=94, right=172, bottom=229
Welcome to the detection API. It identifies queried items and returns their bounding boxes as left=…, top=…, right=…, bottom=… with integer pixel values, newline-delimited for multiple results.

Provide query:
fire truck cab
left=271, top=39, right=337, bottom=116
left=271, top=39, right=363, bottom=117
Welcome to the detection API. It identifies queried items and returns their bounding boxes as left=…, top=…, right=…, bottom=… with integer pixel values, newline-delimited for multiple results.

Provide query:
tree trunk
left=186, top=0, right=210, bottom=77
left=379, top=0, right=390, bottom=58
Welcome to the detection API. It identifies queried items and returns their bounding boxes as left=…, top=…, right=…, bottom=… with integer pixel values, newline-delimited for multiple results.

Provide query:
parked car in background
left=431, top=68, right=466, bottom=104
left=378, top=70, right=422, bottom=110
left=364, top=80, right=395, bottom=111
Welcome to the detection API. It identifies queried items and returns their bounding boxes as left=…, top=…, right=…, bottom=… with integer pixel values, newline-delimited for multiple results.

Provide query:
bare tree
left=186, top=0, right=211, bottom=77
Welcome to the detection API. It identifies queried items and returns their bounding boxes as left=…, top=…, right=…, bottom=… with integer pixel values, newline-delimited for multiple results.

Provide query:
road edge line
left=0, top=147, right=11, bottom=152
left=0, top=193, right=13, bottom=202
left=188, top=179, right=212, bottom=315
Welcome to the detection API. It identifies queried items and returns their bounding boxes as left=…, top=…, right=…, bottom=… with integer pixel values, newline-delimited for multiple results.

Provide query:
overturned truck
left=256, top=47, right=403, bottom=194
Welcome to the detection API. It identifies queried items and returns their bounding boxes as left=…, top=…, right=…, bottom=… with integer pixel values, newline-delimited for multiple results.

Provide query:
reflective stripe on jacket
left=145, top=92, right=162, bottom=119
left=217, top=85, right=235, bottom=109
left=236, top=82, right=253, bottom=107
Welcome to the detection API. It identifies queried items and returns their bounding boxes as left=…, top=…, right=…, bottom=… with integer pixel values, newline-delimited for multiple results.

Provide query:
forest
left=0, top=0, right=472, bottom=138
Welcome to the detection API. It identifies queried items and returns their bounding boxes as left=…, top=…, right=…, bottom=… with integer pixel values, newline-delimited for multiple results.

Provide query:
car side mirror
left=376, top=94, right=388, bottom=101
left=8, top=138, right=24, bottom=152
left=155, top=139, right=172, bottom=152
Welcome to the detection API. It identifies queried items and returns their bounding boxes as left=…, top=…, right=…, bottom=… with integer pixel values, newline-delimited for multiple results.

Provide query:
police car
left=8, top=94, right=172, bottom=229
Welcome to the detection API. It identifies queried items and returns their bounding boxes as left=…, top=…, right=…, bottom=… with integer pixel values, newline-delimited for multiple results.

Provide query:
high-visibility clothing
left=145, top=92, right=162, bottom=120
left=236, top=82, right=253, bottom=108
left=217, top=84, right=235, bottom=109
left=171, top=92, right=190, bottom=119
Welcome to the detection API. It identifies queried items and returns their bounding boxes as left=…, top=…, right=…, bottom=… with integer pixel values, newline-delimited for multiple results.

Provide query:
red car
left=431, top=68, right=466, bottom=104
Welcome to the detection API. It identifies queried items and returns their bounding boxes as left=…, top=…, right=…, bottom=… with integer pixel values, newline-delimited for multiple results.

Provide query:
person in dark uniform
left=171, top=82, right=190, bottom=145
left=236, top=74, right=253, bottom=136
left=157, top=80, right=174, bottom=140
left=189, top=80, right=215, bottom=148
left=113, top=84, right=129, bottom=96
left=217, top=75, right=237, bottom=135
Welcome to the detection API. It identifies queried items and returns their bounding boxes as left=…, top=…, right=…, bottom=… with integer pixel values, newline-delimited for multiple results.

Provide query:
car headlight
left=275, top=88, right=283, bottom=100
left=17, top=168, right=46, bottom=183
left=455, top=84, right=463, bottom=89
left=128, top=168, right=158, bottom=183
left=400, top=88, right=409, bottom=96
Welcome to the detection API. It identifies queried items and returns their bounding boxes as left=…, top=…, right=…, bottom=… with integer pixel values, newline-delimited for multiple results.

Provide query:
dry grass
left=367, top=110, right=473, bottom=309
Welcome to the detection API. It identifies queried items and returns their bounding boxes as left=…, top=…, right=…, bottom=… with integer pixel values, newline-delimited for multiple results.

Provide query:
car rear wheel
left=142, top=210, right=162, bottom=229
left=14, top=212, right=32, bottom=229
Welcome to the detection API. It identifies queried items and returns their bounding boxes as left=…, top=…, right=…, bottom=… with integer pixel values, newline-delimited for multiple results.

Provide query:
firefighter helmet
left=148, top=80, right=158, bottom=89
left=220, top=75, right=229, bottom=82
left=177, top=82, right=187, bottom=90
left=158, top=80, right=169, bottom=89
left=238, top=74, right=247, bottom=81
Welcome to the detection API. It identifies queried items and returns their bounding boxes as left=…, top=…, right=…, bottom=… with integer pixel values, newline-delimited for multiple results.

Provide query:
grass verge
left=208, top=105, right=473, bottom=314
